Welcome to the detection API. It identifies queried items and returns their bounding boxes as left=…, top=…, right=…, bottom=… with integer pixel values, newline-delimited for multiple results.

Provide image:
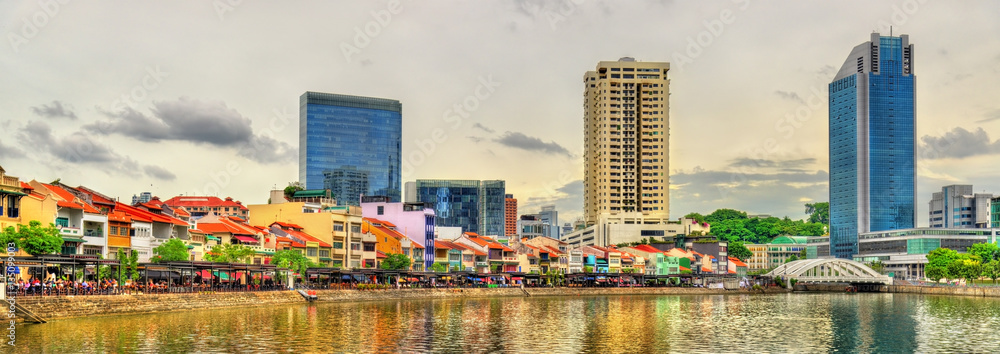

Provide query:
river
left=10, top=293, right=1000, bottom=353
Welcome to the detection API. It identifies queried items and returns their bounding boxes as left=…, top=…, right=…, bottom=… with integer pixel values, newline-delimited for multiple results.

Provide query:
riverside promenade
left=13, top=286, right=790, bottom=323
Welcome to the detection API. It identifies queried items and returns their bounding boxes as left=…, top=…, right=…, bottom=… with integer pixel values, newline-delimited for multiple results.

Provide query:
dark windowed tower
left=829, top=33, right=916, bottom=259
left=299, top=92, right=402, bottom=205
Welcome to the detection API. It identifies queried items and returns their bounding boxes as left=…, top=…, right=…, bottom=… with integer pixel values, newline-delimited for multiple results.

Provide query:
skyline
left=2, top=1, right=1000, bottom=225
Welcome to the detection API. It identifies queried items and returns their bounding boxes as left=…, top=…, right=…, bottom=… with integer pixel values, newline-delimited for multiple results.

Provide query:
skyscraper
left=299, top=92, right=402, bottom=205
left=928, top=185, right=992, bottom=228
left=504, top=194, right=517, bottom=237
left=407, top=180, right=506, bottom=236
left=583, top=58, right=670, bottom=224
left=828, top=33, right=916, bottom=259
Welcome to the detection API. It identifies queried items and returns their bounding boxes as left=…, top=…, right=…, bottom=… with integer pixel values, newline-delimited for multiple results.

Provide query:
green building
left=992, top=197, right=1000, bottom=228
left=767, top=236, right=808, bottom=267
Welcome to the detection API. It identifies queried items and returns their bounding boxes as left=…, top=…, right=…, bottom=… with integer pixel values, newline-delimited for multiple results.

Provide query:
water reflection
left=13, top=293, right=1000, bottom=353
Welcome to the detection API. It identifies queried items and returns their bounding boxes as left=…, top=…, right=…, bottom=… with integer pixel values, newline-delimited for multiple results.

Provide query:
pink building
left=360, top=197, right=436, bottom=269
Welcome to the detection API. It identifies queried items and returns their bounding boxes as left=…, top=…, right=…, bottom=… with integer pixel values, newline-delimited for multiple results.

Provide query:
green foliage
left=430, top=262, right=448, bottom=272
left=151, top=238, right=191, bottom=263
left=949, top=258, right=982, bottom=284
left=684, top=212, right=706, bottom=224
left=785, top=255, right=799, bottom=263
left=805, top=202, right=829, bottom=225
left=583, top=265, right=593, bottom=273
left=283, top=182, right=304, bottom=198
left=204, top=243, right=256, bottom=264
left=705, top=209, right=748, bottom=224
left=380, top=253, right=412, bottom=270
left=867, top=260, right=885, bottom=274
left=116, top=249, right=140, bottom=282
left=0, top=220, right=64, bottom=256
left=968, top=243, right=1000, bottom=264
left=982, top=260, right=1000, bottom=284
left=926, top=247, right=959, bottom=282
left=728, top=241, right=752, bottom=262
left=703, top=209, right=825, bottom=244
left=271, top=249, right=316, bottom=275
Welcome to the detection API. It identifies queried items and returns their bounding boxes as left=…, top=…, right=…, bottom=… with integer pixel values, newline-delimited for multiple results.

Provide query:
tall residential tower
left=299, top=92, right=402, bottom=205
left=583, top=58, right=670, bottom=224
left=828, top=33, right=916, bottom=259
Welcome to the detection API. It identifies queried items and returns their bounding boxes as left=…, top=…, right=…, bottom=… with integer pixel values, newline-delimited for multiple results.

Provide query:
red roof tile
left=108, top=211, right=131, bottom=223
left=271, top=221, right=304, bottom=230
left=57, top=200, right=82, bottom=209
left=728, top=257, right=748, bottom=267
left=376, top=251, right=388, bottom=258
left=162, top=196, right=248, bottom=210
left=283, top=228, right=332, bottom=248
left=680, top=266, right=691, bottom=272
left=19, top=182, right=32, bottom=190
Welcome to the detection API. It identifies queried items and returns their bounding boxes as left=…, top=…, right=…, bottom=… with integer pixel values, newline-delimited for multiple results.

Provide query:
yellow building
left=248, top=202, right=364, bottom=268
left=745, top=243, right=769, bottom=271
left=0, top=166, right=28, bottom=231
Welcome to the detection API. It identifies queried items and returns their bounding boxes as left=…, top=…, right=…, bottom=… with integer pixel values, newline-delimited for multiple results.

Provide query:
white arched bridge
left=765, top=258, right=893, bottom=285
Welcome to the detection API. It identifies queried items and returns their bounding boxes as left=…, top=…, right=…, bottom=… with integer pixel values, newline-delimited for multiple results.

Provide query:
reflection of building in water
left=829, top=295, right=917, bottom=352
left=323, top=167, right=369, bottom=206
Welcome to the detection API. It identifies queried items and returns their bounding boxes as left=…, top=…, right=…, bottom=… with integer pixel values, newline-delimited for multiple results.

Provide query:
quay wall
left=15, top=287, right=788, bottom=323
left=795, top=283, right=1000, bottom=298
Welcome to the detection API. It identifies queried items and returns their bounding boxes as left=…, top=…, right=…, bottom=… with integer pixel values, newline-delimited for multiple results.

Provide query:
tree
left=684, top=212, right=706, bottom=224
left=785, top=255, right=799, bottom=263
left=0, top=220, right=64, bottom=256
left=430, top=262, right=448, bottom=272
left=271, top=249, right=315, bottom=276
left=728, top=241, right=752, bottom=262
left=805, top=202, right=829, bottom=225
left=583, top=265, right=593, bottom=273
left=116, top=248, right=140, bottom=282
left=151, top=238, right=191, bottom=262
left=925, top=265, right=947, bottom=283
left=968, top=243, right=1000, bottom=264
left=950, top=258, right=982, bottom=285
left=982, top=260, right=1000, bottom=284
left=867, top=260, right=885, bottom=274
left=380, top=253, right=412, bottom=270
left=283, top=182, right=304, bottom=199
left=926, top=248, right=959, bottom=282
left=705, top=209, right=748, bottom=224
left=204, top=243, right=256, bottom=264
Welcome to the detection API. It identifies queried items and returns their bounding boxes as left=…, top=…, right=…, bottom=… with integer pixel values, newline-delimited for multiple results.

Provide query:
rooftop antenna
left=890, top=26, right=893, bottom=37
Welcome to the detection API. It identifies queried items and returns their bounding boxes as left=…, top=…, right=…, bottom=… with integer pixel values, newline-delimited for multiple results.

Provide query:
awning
left=206, top=235, right=221, bottom=241
left=320, top=257, right=334, bottom=261
left=259, top=251, right=275, bottom=256
left=0, top=190, right=27, bottom=196
left=62, top=237, right=86, bottom=243
left=6, top=266, right=20, bottom=274
left=187, top=245, right=195, bottom=249
left=233, top=235, right=259, bottom=243
left=596, top=259, right=608, bottom=264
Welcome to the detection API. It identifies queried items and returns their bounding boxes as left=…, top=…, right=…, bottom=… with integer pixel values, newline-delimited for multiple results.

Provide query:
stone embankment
left=14, top=287, right=788, bottom=323
left=795, top=283, right=1000, bottom=298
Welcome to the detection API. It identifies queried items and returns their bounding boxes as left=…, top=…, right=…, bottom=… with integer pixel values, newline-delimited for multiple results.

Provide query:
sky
left=1, top=0, right=999, bottom=227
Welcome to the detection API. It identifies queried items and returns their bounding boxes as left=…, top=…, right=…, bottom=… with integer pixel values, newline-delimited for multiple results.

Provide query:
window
left=307, top=248, right=317, bottom=257
left=56, top=217, right=69, bottom=228
left=334, top=223, right=345, bottom=232
left=351, top=243, right=361, bottom=251
left=377, top=206, right=384, bottom=215
left=110, top=226, right=119, bottom=236
left=351, top=225, right=361, bottom=233
left=319, top=250, right=330, bottom=258
left=463, top=255, right=473, bottom=262
left=363, top=243, right=375, bottom=252
left=333, top=242, right=344, bottom=249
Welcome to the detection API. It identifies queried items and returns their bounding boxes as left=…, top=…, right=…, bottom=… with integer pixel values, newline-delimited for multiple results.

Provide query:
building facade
left=299, top=91, right=402, bottom=205
left=563, top=216, right=708, bottom=248
left=993, top=197, right=1000, bottom=228
left=854, top=228, right=999, bottom=280
left=928, top=185, right=992, bottom=228
left=505, top=194, right=517, bottom=237
left=360, top=197, right=436, bottom=269
left=829, top=33, right=916, bottom=258
left=538, top=205, right=560, bottom=239
left=406, top=179, right=505, bottom=236
left=584, top=58, right=670, bottom=224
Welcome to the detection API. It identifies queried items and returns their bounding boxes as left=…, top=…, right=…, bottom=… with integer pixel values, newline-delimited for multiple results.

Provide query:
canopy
left=196, top=270, right=247, bottom=281
left=62, top=237, right=86, bottom=243
left=233, top=235, right=259, bottom=243
left=206, top=235, right=221, bottom=241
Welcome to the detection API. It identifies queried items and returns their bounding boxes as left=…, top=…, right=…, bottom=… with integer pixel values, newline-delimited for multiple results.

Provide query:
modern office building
left=538, top=205, right=560, bottom=239
left=131, top=192, right=152, bottom=205
left=928, top=185, right=992, bottom=228
left=505, top=194, right=517, bottom=237
left=583, top=57, right=670, bottom=224
left=406, top=180, right=506, bottom=236
left=993, top=197, right=1000, bottom=228
left=828, top=33, right=916, bottom=259
left=299, top=91, right=402, bottom=205
left=854, top=228, right=999, bottom=280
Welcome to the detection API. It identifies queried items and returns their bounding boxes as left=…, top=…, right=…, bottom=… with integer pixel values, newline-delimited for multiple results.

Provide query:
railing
left=60, top=227, right=81, bottom=236
left=503, top=256, right=518, bottom=262
left=1, top=176, right=18, bottom=187
left=85, top=229, right=103, bottom=237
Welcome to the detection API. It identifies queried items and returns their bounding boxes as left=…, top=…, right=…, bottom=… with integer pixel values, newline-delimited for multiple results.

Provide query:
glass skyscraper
left=299, top=92, right=402, bottom=205
left=409, top=180, right=506, bottom=236
left=829, top=33, right=916, bottom=259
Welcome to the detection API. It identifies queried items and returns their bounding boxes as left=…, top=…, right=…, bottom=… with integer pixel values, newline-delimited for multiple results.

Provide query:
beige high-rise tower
left=583, top=57, right=669, bottom=225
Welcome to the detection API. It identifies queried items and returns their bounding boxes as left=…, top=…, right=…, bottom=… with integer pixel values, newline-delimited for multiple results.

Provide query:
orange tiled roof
left=188, top=229, right=205, bottom=234
left=162, top=196, right=248, bottom=210
left=56, top=200, right=82, bottom=210
left=108, top=211, right=131, bottom=223
left=115, top=202, right=187, bottom=226
left=284, top=228, right=332, bottom=248
left=271, top=221, right=304, bottom=230
left=728, top=257, right=748, bottom=267
left=171, top=207, right=190, bottom=217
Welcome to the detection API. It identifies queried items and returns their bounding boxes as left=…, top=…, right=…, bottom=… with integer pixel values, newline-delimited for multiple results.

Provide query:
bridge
left=765, top=258, right=893, bottom=285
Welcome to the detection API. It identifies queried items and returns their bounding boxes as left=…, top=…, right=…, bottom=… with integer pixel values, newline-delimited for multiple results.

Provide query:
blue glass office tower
left=299, top=92, right=402, bottom=205
left=410, top=180, right=506, bottom=236
left=829, top=33, right=916, bottom=259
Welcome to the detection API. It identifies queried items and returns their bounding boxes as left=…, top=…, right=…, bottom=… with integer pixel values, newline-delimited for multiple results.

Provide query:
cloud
left=86, top=97, right=294, bottom=164
left=519, top=179, right=584, bottom=222
left=670, top=167, right=829, bottom=217
left=467, top=136, right=485, bottom=143
left=0, top=141, right=26, bottom=159
left=975, top=109, right=1000, bottom=123
left=143, top=165, right=177, bottom=181
left=17, top=121, right=161, bottom=178
left=494, top=131, right=571, bottom=157
left=31, top=100, right=78, bottom=120
left=817, top=65, right=836, bottom=77
left=774, top=90, right=805, bottom=104
left=472, top=123, right=495, bottom=133
left=919, top=127, right=1000, bottom=159
left=728, top=157, right=816, bottom=169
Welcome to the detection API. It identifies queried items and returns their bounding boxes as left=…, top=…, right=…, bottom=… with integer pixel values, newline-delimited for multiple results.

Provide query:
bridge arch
left=764, top=258, right=891, bottom=284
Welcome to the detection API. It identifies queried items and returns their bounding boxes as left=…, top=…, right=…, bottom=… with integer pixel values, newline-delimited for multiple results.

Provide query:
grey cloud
left=88, top=97, right=293, bottom=164
left=975, top=109, right=1000, bottom=123
left=728, top=157, right=816, bottom=169
left=920, top=127, right=1000, bottom=159
left=238, top=135, right=297, bottom=163
left=671, top=168, right=828, bottom=217
left=520, top=179, right=583, bottom=221
left=817, top=65, right=836, bottom=77
left=494, top=131, right=571, bottom=157
left=467, top=136, right=485, bottom=143
left=774, top=90, right=805, bottom=104
left=17, top=121, right=159, bottom=178
left=472, top=123, right=495, bottom=133
left=143, top=165, right=177, bottom=181
left=0, top=141, right=26, bottom=159
left=31, top=100, right=78, bottom=120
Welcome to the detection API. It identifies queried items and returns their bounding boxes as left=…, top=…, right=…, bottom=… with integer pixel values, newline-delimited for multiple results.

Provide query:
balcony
left=84, top=229, right=103, bottom=237
left=503, top=256, right=518, bottom=263
left=475, top=261, right=488, bottom=267
left=60, top=227, right=82, bottom=236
